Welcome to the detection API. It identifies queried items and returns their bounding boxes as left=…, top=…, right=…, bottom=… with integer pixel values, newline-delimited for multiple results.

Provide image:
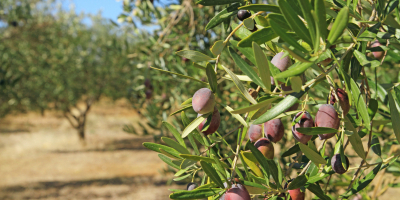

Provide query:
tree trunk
left=78, top=125, right=85, bottom=141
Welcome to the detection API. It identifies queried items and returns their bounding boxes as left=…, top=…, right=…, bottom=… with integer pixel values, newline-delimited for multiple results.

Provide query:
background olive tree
left=0, top=0, right=136, bottom=141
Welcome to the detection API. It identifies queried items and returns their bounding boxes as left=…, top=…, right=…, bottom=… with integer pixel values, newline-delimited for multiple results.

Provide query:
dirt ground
left=0, top=99, right=181, bottom=200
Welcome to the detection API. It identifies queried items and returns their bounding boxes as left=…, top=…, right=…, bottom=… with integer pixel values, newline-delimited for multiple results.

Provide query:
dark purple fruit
left=237, top=10, right=251, bottom=21
left=192, top=88, right=216, bottom=114
left=264, top=119, right=284, bottom=143
left=198, top=106, right=220, bottom=136
left=144, top=78, right=151, bottom=88
left=270, top=52, right=292, bottom=85
left=330, top=88, right=350, bottom=116
left=254, top=138, right=274, bottom=159
left=224, top=183, right=251, bottom=200
left=187, top=182, right=197, bottom=191
left=248, top=124, right=262, bottom=143
left=145, top=89, right=152, bottom=99
left=292, top=111, right=314, bottom=144
left=315, top=104, right=340, bottom=140
left=331, top=153, right=349, bottom=174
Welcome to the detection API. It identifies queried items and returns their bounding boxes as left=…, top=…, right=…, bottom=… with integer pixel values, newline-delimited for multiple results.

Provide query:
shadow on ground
left=50, top=138, right=152, bottom=153
left=0, top=175, right=176, bottom=200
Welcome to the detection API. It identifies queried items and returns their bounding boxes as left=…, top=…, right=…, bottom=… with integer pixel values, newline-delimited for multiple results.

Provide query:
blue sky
left=68, top=0, right=122, bottom=22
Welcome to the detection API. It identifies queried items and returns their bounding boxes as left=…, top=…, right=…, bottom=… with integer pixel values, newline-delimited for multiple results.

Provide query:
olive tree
left=1, top=1, right=134, bottom=141
left=138, top=0, right=400, bottom=199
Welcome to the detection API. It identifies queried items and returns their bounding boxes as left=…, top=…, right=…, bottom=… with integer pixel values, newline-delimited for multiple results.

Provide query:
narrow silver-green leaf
left=314, top=0, right=327, bottom=40
left=238, top=27, right=278, bottom=47
left=182, top=114, right=210, bottom=138
left=296, top=127, right=338, bottom=135
left=176, top=50, right=214, bottom=62
left=350, top=78, right=371, bottom=130
left=173, top=173, right=192, bottom=181
left=169, top=188, right=223, bottom=199
left=232, top=97, right=280, bottom=114
left=205, top=3, right=241, bottom=30
left=291, top=76, right=303, bottom=92
left=389, top=91, right=400, bottom=144
left=298, top=143, right=326, bottom=165
left=206, top=63, right=218, bottom=93
left=232, top=22, right=252, bottom=39
left=253, top=42, right=271, bottom=92
left=143, top=142, right=182, bottom=159
left=253, top=89, right=307, bottom=124
left=228, top=47, right=264, bottom=88
left=279, top=0, right=313, bottom=46
left=196, top=0, right=241, bottom=6
left=221, top=65, right=258, bottom=104
left=170, top=105, right=192, bottom=116
left=344, top=118, right=366, bottom=160
left=243, top=18, right=255, bottom=30
left=288, top=175, right=308, bottom=190
left=163, top=122, right=186, bottom=148
left=269, top=19, right=309, bottom=53
left=159, top=154, right=180, bottom=169
left=274, top=62, right=314, bottom=79
left=162, top=137, right=190, bottom=155
left=267, top=13, right=291, bottom=31
left=230, top=40, right=256, bottom=65
left=150, top=67, right=208, bottom=85
left=210, top=40, right=226, bottom=56
left=224, top=104, right=248, bottom=127
left=239, top=4, right=281, bottom=13
left=299, top=0, right=316, bottom=49
left=200, top=161, right=225, bottom=188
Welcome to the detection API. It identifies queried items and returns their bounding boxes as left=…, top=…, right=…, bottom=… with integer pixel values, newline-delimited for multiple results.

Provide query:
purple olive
left=192, top=88, right=216, bottom=114
left=331, top=153, right=349, bottom=174
left=315, top=104, right=340, bottom=140
left=264, top=119, right=284, bottom=143
left=254, top=138, right=274, bottom=159
left=292, top=111, right=314, bottom=144
left=248, top=124, right=262, bottom=143
left=371, top=40, right=384, bottom=60
left=330, top=88, right=350, bottom=116
left=224, top=183, right=251, bottom=200
left=237, top=10, right=251, bottom=21
left=198, top=106, right=220, bottom=136
left=270, top=52, right=292, bottom=85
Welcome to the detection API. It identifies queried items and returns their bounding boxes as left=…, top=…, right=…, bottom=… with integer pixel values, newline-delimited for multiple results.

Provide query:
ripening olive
left=315, top=104, right=340, bottom=140
left=198, top=106, right=220, bottom=136
left=192, top=88, right=216, bottom=114
left=292, top=111, right=314, bottom=144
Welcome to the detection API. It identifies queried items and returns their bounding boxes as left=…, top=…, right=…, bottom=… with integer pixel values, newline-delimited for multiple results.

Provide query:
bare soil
left=0, top=99, right=181, bottom=200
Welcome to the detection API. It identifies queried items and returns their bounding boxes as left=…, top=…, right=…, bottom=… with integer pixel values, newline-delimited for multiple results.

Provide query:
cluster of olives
left=189, top=49, right=352, bottom=200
